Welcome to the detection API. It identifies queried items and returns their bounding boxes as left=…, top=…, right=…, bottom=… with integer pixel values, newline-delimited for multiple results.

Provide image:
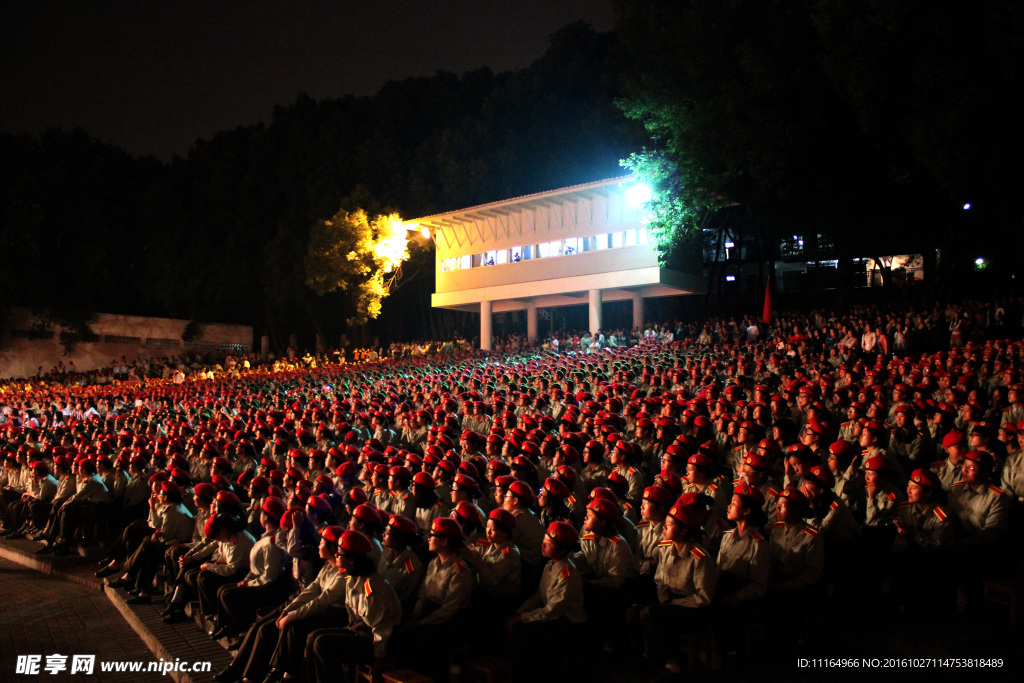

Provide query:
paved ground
left=0, top=557, right=160, bottom=683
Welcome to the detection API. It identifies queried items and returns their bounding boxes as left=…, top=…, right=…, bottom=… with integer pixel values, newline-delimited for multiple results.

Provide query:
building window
left=496, top=249, right=508, bottom=265
left=460, top=254, right=472, bottom=270
left=625, top=229, right=637, bottom=247
left=611, top=232, right=624, bottom=248
left=594, top=234, right=608, bottom=250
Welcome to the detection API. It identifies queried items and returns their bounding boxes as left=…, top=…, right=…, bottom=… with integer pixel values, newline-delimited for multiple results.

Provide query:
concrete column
left=588, top=289, right=602, bottom=334
left=260, top=335, right=270, bottom=358
left=480, top=301, right=492, bottom=351
left=632, top=291, right=645, bottom=333
left=526, top=301, right=538, bottom=343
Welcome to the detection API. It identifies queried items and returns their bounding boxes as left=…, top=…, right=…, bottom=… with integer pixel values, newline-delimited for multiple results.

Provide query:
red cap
left=487, top=508, right=517, bottom=532
left=508, top=480, right=536, bottom=505
left=909, top=468, right=941, bottom=490
left=320, top=525, right=346, bottom=546
left=387, top=514, right=418, bottom=536
left=542, top=477, right=571, bottom=498
left=546, top=521, right=579, bottom=548
left=262, top=496, right=287, bottom=520
left=339, top=530, right=373, bottom=556
left=430, top=517, right=464, bottom=538
left=732, top=482, right=765, bottom=507
left=642, top=485, right=673, bottom=507
left=587, top=497, right=621, bottom=522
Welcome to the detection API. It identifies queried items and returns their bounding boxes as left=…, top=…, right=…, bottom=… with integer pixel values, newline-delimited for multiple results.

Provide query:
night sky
left=0, top=1, right=614, bottom=160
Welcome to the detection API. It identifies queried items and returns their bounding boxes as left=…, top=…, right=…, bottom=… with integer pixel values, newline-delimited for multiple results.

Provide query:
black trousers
left=309, top=628, right=375, bottom=682
left=197, top=569, right=246, bottom=617
left=217, top=575, right=295, bottom=636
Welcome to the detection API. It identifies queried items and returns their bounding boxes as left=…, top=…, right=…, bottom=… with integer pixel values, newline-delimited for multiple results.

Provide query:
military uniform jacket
left=864, top=487, right=903, bottom=527
left=379, top=490, right=414, bottom=519
left=344, top=572, right=402, bottom=658
left=285, top=562, right=347, bottom=621
left=999, top=450, right=1024, bottom=500
left=511, top=508, right=545, bottom=566
left=769, top=522, right=824, bottom=590
left=28, top=475, right=58, bottom=501
left=808, top=495, right=859, bottom=539
left=123, top=474, right=149, bottom=507
left=948, top=482, right=1010, bottom=545
left=894, top=502, right=953, bottom=552
left=242, top=529, right=289, bottom=586
left=205, top=530, right=257, bottom=577
left=65, top=474, right=111, bottom=507
left=468, top=539, right=521, bottom=597
left=613, top=465, right=645, bottom=505
left=635, top=520, right=664, bottom=574
left=518, top=558, right=586, bottom=624
left=930, top=458, right=963, bottom=491
left=574, top=533, right=638, bottom=588
left=414, top=554, right=474, bottom=625
left=717, top=527, right=770, bottom=601
left=53, top=473, right=75, bottom=499
left=378, top=547, right=423, bottom=601
left=653, top=541, right=717, bottom=607
left=414, top=501, right=449, bottom=534
left=1001, top=404, right=1024, bottom=426
left=160, top=502, right=197, bottom=545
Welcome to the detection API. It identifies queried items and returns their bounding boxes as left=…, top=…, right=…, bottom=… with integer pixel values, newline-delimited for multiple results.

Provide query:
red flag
left=761, top=283, right=771, bottom=324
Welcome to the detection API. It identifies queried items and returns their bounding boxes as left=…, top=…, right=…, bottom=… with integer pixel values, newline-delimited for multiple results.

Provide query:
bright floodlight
left=421, top=227, right=431, bottom=239
left=963, top=203, right=971, bottom=210
left=626, top=183, right=652, bottom=207
left=975, top=257, right=985, bottom=266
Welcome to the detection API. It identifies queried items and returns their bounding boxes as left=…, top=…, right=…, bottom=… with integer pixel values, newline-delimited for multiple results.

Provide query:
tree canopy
left=0, top=21, right=645, bottom=349
left=614, top=0, right=1024, bottom=273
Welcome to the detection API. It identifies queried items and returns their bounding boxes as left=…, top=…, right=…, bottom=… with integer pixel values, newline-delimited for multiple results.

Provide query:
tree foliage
left=305, top=209, right=409, bottom=327
left=613, top=0, right=1024, bottom=270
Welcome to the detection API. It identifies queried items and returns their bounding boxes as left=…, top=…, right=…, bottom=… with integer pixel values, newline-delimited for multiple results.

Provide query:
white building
left=407, top=175, right=704, bottom=350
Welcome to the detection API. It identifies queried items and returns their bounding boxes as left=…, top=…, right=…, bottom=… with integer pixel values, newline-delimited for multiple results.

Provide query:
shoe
left=261, top=669, right=283, bottom=683
left=5, top=532, right=24, bottom=540
left=162, top=610, right=187, bottom=624
left=107, top=578, right=133, bottom=589
left=210, top=626, right=233, bottom=640
left=51, top=543, right=73, bottom=556
left=225, top=637, right=242, bottom=651
left=96, top=565, right=119, bottom=579
left=126, top=594, right=151, bottom=606
left=35, top=544, right=54, bottom=555
left=97, top=556, right=114, bottom=567
left=160, top=603, right=179, bottom=618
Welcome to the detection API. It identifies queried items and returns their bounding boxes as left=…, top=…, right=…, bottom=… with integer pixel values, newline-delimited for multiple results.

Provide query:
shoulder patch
left=708, top=483, right=717, bottom=491
left=364, top=578, right=373, bottom=595
left=690, top=545, right=707, bottom=559
left=501, top=546, right=510, bottom=556
left=988, top=485, right=1005, bottom=496
left=454, top=560, right=468, bottom=571
left=767, top=487, right=779, bottom=497
left=404, top=557, right=416, bottom=574
left=801, top=524, right=819, bottom=537
left=434, top=501, right=445, bottom=508
left=933, top=506, right=948, bottom=521
left=887, top=491, right=897, bottom=501
left=567, top=495, right=576, bottom=505
left=952, top=481, right=967, bottom=488
left=560, top=564, right=571, bottom=580
left=829, top=500, right=838, bottom=510
left=658, top=539, right=673, bottom=547
left=637, top=520, right=651, bottom=528
left=608, top=535, right=621, bottom=544
left=581, top=533, right=595, bottom=541
left=930, top=461, right=945, bottom=469
left=897, top=501, right=912, bottom=509
left=472, top=539, right=490, bottom=547
left=751, top=531, right=765, bottom=542
left=628, top=467, right=637, bottom=475
left=772, top=521, right=785, bottom=528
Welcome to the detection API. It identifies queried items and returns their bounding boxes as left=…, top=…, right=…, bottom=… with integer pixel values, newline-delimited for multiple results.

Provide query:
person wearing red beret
left=459, top=507, right=522, bottom=644
left=627, top=501, right=716, bottom=676
left=502, top=479, right=545, bottom=575
left=305, top=530, right=403, bottom=681
left=217, top=525, right=349, bottom=683
left=377, top=514, right=424, bottom=615
left=391, top=517, right=474, bottom=679
left=768, top=489, right=824, bottom=593
left=211, top=497, right=293, bottom=647
left=636, top=485, right=672, bottom=576
left=506, top=522, right=586, bottom=682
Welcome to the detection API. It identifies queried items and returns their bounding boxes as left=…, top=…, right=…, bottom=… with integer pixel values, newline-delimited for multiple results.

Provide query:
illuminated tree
left=305, top=209, right=411, bottom=326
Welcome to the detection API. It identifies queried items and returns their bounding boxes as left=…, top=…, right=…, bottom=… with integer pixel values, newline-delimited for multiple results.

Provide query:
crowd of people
left=0, top=295, right=1022, bottom=682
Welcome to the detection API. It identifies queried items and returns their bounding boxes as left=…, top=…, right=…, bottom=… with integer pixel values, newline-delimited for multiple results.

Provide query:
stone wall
left=0, top=309, right=252, bottom=380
